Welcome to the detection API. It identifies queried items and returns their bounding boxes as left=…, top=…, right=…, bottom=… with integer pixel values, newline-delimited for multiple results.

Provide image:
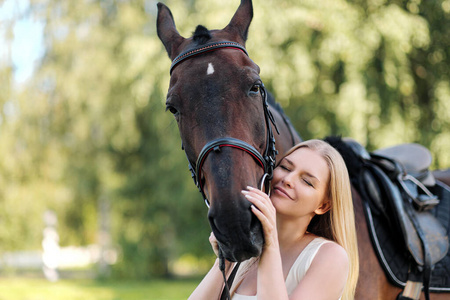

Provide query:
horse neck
left=269, top=104, right=302, bottom=159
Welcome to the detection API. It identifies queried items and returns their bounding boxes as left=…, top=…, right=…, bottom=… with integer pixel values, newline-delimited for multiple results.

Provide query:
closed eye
left=303, top=178, right=313, bottom=187
left=279, top=165, right=290, bottom=172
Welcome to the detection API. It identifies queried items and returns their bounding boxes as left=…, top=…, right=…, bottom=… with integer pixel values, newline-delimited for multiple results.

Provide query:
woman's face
left=270, top=147, right=331, bottom=218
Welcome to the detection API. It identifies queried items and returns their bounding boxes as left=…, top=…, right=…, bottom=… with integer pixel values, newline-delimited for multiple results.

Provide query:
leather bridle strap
left=195, top=137, right=267, bottom=202
left=171, top=40, right=278, bottom=206
left=189, top=82, right=278, bottom=207
left=170, top=41, right=248, bottom=74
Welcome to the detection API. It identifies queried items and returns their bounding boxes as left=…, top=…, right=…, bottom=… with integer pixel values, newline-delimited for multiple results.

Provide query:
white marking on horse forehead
left=207, top=62, right=215, bottom=75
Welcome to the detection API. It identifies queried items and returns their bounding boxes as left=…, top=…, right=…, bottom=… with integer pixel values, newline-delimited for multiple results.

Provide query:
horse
left=156, top=0, right=449, bottom=299
left=156, top=0, right=301, bottom=263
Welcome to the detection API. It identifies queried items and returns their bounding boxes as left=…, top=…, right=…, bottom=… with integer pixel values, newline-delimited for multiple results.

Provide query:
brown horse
left=157, top=0, right=301, bottom=262
left=156, top=0, right=449, bottom=299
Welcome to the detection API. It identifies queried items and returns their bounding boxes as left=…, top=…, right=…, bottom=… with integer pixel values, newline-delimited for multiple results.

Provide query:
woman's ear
left=314, top=199, right=331, bottom=215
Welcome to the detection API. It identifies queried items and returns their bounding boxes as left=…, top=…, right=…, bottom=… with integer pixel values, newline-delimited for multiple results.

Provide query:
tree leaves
left=1, top=0, right=448, bottom=277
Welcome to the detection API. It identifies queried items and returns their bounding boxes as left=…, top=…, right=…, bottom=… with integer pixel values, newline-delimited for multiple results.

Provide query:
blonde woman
left=189, top=139, right=359, bottom=300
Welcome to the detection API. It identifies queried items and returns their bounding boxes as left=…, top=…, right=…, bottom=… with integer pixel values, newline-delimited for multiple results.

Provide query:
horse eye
left=166, top=105, right=179, bottom=115
left=249, top=84, right=260, bottom=95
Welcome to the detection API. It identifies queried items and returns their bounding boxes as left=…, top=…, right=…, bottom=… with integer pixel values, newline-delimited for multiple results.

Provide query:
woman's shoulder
left=316, top=238, right=347, bottom=259
left=285, top=236, right=348, bottom=295
left=306, top=235, right=345, bottom=253
left=289, top=236, right=342, bottom=277
left=287, top=238, right=349, bottom=298
left=310, top=238, right=349, bottom=276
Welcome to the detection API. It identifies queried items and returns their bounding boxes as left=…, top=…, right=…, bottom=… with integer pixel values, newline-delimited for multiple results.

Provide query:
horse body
left=352, top=186, right=401, bottom=299
left=157, top=0, right=448, bottom=298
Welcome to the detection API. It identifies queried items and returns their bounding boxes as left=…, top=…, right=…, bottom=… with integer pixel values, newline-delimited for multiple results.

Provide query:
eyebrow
left=283, top=157, right=321, bottom=183
left=284, top=157, right=294, bottom=167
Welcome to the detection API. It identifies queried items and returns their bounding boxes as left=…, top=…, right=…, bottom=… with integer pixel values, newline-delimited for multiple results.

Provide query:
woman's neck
left=276, top=214, right=312, bottom=251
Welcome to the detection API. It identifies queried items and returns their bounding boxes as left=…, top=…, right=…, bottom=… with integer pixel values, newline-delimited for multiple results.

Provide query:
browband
left=170, top=41, right=248, bottom=74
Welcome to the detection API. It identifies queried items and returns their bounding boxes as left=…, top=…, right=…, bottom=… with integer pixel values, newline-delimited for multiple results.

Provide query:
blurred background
left=0, top=0, right=449, bottom=298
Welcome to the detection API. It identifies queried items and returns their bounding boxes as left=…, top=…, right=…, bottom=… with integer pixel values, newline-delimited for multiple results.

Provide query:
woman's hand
left=242, top=187, right=289, bottom=300
left=242, top=186, right=278, bottom=250
left=209, top=232, right=220, bottom=257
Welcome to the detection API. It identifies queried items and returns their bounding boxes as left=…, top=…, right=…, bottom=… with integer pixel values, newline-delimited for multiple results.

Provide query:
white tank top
left=231, top=237, right=334, bottom=299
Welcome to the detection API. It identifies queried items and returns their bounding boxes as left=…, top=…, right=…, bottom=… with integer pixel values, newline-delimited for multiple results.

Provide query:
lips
left=273, top=186, right=293, bottom=200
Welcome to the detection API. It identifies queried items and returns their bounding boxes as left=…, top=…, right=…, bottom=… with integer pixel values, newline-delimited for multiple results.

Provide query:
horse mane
left=323, top=136, right=363, bottom=178
left=193, top=25, right=212, bottom=45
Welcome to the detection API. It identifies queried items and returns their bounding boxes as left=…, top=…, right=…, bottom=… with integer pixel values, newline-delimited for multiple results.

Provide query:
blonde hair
left=281, top=139, right=359, bottom=300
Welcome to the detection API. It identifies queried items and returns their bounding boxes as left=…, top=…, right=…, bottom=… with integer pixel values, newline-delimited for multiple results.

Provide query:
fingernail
left=241, top=190, right=249, bottom=194
left=247, top=186, right=255, bottom=190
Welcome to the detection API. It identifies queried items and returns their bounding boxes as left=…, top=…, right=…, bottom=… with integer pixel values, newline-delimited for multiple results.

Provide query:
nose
left=282, top=173, right=293, bottom=189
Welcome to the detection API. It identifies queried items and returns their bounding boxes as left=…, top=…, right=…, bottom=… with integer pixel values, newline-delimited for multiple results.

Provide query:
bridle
left=169, top=40, right=278, bottom=300
left=170, top=40, right=279, bottom=208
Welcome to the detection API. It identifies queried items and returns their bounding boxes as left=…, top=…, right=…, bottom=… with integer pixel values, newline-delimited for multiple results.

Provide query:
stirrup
left=398, top=173, right=439, bottom=211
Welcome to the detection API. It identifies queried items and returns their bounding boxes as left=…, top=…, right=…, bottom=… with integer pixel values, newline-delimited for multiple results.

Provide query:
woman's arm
left=188, top=233, right=234, bottom=300
left=257, top=243, right=289, bottom=300
left=243, top=187, right=289, bottom=300
left=188, top=258, right=234, bottom=300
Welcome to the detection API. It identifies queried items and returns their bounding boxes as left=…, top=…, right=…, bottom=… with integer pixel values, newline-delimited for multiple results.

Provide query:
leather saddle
left=325, top=136, right=450, bottom=300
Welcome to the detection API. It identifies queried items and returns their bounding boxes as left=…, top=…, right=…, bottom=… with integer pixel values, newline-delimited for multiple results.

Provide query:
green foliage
left=0, top=0, right=449, bottom=278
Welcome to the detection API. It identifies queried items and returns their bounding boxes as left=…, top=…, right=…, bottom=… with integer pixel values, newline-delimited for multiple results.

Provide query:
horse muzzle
left=208, top=198, right=264, bottom=262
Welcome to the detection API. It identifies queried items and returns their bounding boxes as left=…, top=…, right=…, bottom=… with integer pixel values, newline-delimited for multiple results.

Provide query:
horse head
left=157, top=0, right=274, bottom=262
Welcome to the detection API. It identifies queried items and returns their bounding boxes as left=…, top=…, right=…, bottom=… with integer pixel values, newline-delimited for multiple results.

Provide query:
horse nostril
left=208, top=214, right=222, bottom=239
left=250, top=209, right=263, bottom=233
left=250, top=210, right=259, bottom=229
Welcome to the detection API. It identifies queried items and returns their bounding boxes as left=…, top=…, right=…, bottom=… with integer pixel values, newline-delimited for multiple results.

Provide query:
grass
left=0, top=277, right=200, bottom=300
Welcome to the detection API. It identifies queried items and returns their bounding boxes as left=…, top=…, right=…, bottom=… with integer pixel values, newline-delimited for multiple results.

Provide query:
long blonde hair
left=282, top=139, right=359, bottom=299
left=230, top=140, right=359, bottom=299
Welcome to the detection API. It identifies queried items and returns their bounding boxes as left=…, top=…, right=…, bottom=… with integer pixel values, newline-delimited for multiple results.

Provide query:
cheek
left=271, top=170, right=282, bottom=186
left=293, top=186, right=321, bottom=207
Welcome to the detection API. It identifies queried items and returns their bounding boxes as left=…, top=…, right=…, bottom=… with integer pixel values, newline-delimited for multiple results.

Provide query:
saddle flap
left=374, top=143, right=435, bottom=186
left=403, top=208, right=449, bottom=266
left=367, top=164, right=449, bottom=267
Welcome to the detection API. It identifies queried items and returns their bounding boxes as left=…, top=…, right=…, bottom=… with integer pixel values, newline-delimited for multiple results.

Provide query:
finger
left=246, top=186, right=274, bottom=207
left=251, top=205, right=269, bottom=227
left=245, top=194, right=277, bottom=230
left=242, top=190, right=275, bottom=215
left=242, top=188, right=269, bottom=202
left=247, top=186, right=270, bottom=198
left=243, top=192, right=268, bottom=213
left=209, top=232, right=219, bottom=257
left=251, top=205, right=275, bottom=244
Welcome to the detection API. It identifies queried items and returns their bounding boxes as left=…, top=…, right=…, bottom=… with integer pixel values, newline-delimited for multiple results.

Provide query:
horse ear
left=157, top=2, right=185, bottom=59
left=224, top=0, right=253, bottom=45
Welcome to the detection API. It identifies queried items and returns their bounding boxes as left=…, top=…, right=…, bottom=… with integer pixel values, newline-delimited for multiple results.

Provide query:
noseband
left=170, top=41, right=279, bottom=207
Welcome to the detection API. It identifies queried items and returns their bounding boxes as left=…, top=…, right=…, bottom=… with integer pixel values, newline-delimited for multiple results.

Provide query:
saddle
left=325, top=136, right=450, bottom=300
